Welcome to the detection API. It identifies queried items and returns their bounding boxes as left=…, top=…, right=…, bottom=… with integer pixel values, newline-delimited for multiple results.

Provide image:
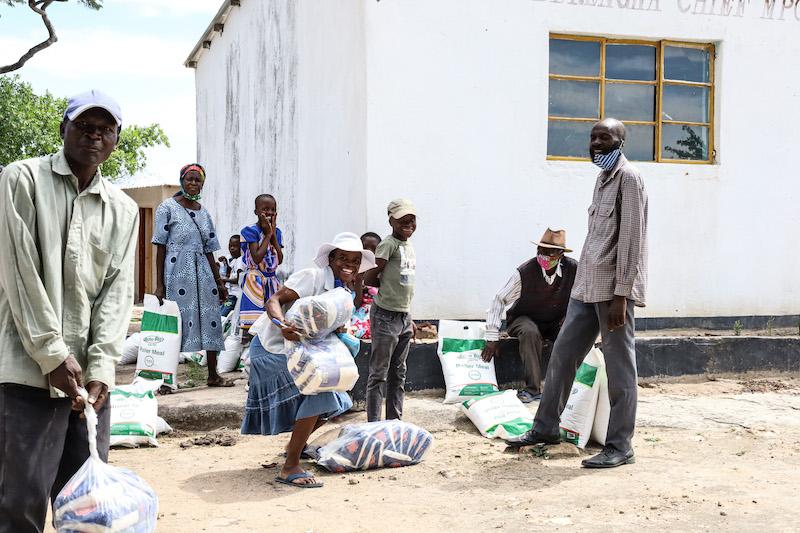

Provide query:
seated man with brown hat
left=481, top=229, right=577, bottom=402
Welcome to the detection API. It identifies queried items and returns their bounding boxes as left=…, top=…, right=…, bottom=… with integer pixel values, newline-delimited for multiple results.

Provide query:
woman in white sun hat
left=242, top=232, right=376, bottom=488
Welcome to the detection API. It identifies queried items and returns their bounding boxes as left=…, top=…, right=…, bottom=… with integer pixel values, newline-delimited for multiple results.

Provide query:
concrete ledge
left=152, top=335, right=799, bottom=429
left=351, top=335, right=800, bottom=400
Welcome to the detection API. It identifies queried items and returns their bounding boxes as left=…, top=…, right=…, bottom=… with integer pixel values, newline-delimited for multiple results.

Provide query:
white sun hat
left=314, top=232, right=377, bottom=273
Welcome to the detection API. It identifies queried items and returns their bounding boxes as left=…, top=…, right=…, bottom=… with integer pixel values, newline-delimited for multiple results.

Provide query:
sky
left=0, top=0, right=222, bottom=183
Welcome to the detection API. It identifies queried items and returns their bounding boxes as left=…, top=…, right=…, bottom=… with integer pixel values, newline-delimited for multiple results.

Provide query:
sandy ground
left=42, top=374, right=800, bottom=533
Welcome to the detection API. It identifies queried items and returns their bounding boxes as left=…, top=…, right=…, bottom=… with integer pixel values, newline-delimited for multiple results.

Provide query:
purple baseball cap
left=64, top=90, right=122, bottom=127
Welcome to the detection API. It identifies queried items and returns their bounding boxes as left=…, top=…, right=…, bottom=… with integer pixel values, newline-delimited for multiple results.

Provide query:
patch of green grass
left=733, top=320, right=743, bottom=336
left=766, top=317, right=775, bottom=336
left=183, top=360, right=207, bottom=389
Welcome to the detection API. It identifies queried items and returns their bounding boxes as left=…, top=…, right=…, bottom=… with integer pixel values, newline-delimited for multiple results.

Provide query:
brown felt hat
left=531, top=228, right=572, bottom=253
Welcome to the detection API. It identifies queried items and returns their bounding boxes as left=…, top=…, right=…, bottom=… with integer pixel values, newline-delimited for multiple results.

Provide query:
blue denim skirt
left=241, top=336, right=352, bottom=436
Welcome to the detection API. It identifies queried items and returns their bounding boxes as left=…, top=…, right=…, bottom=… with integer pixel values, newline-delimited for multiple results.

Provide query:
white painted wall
left=195, top=0, right=800, bottom=319
left=195, top=0, right=366, bottom=276
left=364, top=0, right=800, bottom=319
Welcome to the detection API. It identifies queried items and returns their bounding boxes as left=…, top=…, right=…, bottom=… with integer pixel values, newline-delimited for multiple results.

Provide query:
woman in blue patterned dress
left=152, top=163, right=233, bottom=388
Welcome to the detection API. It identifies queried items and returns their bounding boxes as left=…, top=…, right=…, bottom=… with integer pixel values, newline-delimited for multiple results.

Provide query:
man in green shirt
left=0, top=90, right=139, bottom=532
left=364, top=199, right=417, bottom=422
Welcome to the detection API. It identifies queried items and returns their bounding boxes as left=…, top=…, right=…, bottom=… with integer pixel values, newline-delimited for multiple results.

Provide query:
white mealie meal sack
left=120, top=333, right=141, bottom=365
left=461, top=389, right=534, bottom=440
left=110, top=379, right=161, bottom=448
left=217, top=333, right=243, bottom=373
left=135, top=295, right=182, bottom=390
left=559, top=347, right=605, bottom=449
left=437, top=320, right=499, bottom=404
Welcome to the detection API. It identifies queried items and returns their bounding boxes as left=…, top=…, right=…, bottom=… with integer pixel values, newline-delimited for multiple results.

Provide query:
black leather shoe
left=505, top=429, right=561, bottom=448
left=581, top=447, right=635, bottom=468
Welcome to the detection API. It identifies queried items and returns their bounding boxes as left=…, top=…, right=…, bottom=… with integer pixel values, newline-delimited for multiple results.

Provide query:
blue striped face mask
left=592, top=142, right=624, bottom=171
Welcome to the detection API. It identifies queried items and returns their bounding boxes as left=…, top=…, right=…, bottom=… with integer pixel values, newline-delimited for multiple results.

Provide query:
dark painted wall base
left=349, top=336, right=800, bottom=402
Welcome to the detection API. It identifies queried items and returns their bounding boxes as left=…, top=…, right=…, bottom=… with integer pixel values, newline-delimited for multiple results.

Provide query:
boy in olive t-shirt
left=364, top=199, right=417, bottom=422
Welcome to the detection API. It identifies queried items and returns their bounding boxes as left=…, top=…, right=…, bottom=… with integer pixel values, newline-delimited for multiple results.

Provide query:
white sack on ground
left=461, top=389, right=534, bottom=440
left=110, top=379, right=161, bottom=448
left=437, top=320, right=499, bottom=404
left=135, top=295, right=181, bottom=390
left=591, top=360, right=610, bottom=446
left=559, top=347, right=604, bottom=449
left=119, top=333, right=141, bottom=365
left=217, top=333, right=243, bottom=373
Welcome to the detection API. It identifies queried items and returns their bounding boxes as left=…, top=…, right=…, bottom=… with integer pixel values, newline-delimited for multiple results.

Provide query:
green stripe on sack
left=486, top=418, right=533, bottom=438
left=574, top=362, right=598, bottom=387
left=559, top=428, right=579, bottom=445
left=458, top=383, right=499, bottom=396
left=141, top=311, right=179, bottom=334
left=110, top=389, right=155, bottom=400
left=136, top=370, right=174, bottom=385
left=441, top=338, right=486, bottom=352
left=111, top=423, right=155, bottom=437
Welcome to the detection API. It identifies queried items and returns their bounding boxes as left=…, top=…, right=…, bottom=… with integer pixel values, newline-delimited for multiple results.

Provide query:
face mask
left=180, top=187, right=202, bottom=201
left=591, top=141, right=624, bottom=171
left=537, top=254, right=560, bottom=270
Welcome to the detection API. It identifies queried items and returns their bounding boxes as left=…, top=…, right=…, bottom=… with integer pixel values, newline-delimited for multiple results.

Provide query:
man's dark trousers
left=507, top=317, right=560, bottom=395
left=0, top=383, right=110, bottom=533
left=533, top=297, right=637, bottom=452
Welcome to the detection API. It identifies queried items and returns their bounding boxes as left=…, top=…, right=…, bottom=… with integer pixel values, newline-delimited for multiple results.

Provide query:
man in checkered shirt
left=507, top=118, right=648, bottom=469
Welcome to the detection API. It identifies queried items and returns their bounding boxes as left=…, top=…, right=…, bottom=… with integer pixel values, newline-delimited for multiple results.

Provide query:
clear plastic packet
left=286, top=335, right=359, bottom=394
left=309, top=420, right=433, bottom=472
left=284, top=288, right=354, bottom=339
left=53, top=389, right=158, bottom=533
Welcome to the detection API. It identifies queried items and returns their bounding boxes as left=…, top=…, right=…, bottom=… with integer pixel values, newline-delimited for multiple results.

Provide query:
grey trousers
left=366, top=304, right=413, bottom=422
left=533, top=297, right=638, bottom=453
left=507, top=317, right=560, bottom=395
left=0, top=383, right=110, bottom=533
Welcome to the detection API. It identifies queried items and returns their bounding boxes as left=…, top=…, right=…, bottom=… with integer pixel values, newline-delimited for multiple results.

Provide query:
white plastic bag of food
left=53, top=390, right=158, bottom=533
left=135, top=295, right=181, bottom=390
left=310, top=420, right=433, bottom=472
left=437, top=320, right=499, bottom=404
left=591, top=361, right=610, bottom=446
left=110, top=379, right=161, bottom=448
left=559, top=347, right=604, bottom=449
left=461, top=389, right=534, bottom=440
left=217, top=333, right=242, bottom=373
left=284, top=288, right=355, bottom=339
left=119, top=333, right=141, bottom=365
left=287, top=335, right=359, bottom=394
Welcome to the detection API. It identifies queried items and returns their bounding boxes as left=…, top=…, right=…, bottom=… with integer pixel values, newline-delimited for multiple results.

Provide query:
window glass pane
left=661, top=124, right=709, bottom=161
left=605, top=83, right=655, bottom=121
left=662, top=84, right=709, bottom=123
left=547, top=120, right=593, bottom=158
left=549, top=39, right=601, bottom=77
left=623, top=125, right=654, bottom=162
left=606, top=44, right=656, bottom=81
left=664, top=46, right=710, bottom=83
left=549, top=79, right=599, bottom=118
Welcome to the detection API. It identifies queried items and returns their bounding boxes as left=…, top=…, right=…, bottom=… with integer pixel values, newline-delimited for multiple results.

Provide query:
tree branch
left=0, top=1, right=58, bottom=74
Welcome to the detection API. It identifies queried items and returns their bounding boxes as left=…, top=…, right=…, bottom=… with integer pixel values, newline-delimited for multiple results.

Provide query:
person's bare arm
left=266, top=286, right=301, bottom=341
left=205, top=252, right=227, bottom=303
left=154, top=244, right=166, bottom=304
left=363, top=258, right=387, bottom=287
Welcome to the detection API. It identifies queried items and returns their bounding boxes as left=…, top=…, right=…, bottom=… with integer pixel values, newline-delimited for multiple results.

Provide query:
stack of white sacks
left=438, top=320, right=610, bottom=448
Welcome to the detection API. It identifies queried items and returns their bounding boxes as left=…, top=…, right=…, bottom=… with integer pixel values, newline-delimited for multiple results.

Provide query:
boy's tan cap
left=387, top=198, right=416, bottom=219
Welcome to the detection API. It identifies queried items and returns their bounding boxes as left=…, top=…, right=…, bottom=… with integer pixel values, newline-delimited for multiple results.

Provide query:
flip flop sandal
left=275, top=471, right=323, bottom=489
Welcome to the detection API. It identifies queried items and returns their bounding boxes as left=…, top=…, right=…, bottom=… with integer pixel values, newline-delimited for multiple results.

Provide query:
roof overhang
left=184, top=0, right=241, bottom=68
